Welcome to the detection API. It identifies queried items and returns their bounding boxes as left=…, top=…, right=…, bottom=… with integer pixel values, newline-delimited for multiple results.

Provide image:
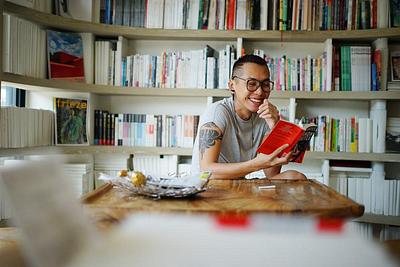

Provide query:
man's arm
left=199, top=122, right=291, bottom=179
left=263, top=166, right=281, bottom=178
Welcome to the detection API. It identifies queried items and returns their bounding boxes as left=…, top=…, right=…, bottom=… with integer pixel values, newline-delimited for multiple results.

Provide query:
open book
left=257, top=120, right=317, bottom=163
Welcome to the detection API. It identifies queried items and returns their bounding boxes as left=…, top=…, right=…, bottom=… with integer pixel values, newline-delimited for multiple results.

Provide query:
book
left=54, top=97, right=88, bottom=145
left=257, top=120, right=317, bottom=163
left=391, top=51, right=400, bottom=81
left=47, top=30, right=85, bottom=82
left=390, top=0, right=400, bottom=27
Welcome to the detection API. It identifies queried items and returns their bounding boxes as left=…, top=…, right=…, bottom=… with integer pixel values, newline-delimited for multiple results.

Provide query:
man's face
left=229, top=63, right=271, bottom=118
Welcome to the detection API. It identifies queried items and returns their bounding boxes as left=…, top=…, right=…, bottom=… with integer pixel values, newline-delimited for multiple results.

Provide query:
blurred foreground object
left=0, top=160, right=397, bottom=267
left=70, top=213, right=397, bottom=267
left=0, top=160, right=99, bottom=267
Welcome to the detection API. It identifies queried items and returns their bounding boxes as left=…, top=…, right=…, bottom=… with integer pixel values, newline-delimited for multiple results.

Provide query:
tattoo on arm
left=199, top=122, right=223, bottom=160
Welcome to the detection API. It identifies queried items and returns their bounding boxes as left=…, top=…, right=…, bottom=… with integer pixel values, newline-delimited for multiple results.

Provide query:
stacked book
left=0, top=107, right=54, bottom=148
left=3, top=14, right=47, bottom=78
left=61, top=163, right=94, bottom=198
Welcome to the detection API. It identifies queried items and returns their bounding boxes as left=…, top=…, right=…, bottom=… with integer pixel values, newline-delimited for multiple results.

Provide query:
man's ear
left=228, top=80, right=235, bottom=94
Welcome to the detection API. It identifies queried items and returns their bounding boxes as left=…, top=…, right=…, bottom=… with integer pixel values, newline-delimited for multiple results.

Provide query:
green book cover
left=282, top=0, right=287, bottom=30
left=331, top=119, right=336, bottom=152
left=340, top=46, right=346, bottom=91
left=347, top=46, right=352, bottom=91
left=287, top=58, right=291, bottom=91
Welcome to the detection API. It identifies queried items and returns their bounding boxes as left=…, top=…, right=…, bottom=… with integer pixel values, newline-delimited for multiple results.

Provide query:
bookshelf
left=4, top=1, right=400, bottom=42
left=1, top=1, right=400, bottom=227
left=1, top=145, right=400, bottom=163
left=3, top=72, right=400, bottom=99
left=0, top=145, right=192, bottom=156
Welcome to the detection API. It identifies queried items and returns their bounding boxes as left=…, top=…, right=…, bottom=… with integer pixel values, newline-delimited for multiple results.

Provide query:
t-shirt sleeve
left=199, top=104, right=229, bottom=134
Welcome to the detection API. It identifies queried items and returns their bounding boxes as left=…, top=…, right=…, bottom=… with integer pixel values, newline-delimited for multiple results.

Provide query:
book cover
left=257, top=120, right=317, bottom=163
left=54, top=97, right=88, bottom=145
left=390, top=0, right=400, bottom=27
left=47, top=30, right=84, bottom=82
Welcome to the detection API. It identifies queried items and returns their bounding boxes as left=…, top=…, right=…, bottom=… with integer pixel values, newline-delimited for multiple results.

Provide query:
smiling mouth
left=249, top=98, right=263, bottom=104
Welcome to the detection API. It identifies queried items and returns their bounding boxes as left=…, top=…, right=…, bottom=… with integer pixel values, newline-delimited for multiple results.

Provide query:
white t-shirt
left=191, top=97, right=270, bottom=174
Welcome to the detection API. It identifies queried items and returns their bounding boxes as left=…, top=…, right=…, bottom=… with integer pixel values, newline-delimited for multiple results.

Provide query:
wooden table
left=83, top=179, right=364, bottom=230
left=0, top=228, right=26, bottom=267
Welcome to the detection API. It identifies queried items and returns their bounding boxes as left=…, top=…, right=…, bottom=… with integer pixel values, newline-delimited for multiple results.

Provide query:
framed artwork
left=47, top=30, right=84, bottom=82
left=391, top=51, right=400, bottom=81
left=54, top=97, right=88, bottom=145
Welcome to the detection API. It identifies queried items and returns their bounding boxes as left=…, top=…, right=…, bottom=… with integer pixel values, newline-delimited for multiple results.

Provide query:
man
left=192, top=54, right=306, bottom=180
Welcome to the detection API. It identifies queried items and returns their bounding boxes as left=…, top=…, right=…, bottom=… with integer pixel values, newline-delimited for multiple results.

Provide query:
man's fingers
left=284, top=151, right=293, bottom=161
left=270, top=144, right=289, bottom=158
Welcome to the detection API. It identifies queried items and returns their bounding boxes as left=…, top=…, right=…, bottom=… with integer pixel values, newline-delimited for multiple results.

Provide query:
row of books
left=95, top=38, right=236, bottom=89
left=94, top=110, right=200, bottom=148
left=3, top=20, right=389, bottom=93
left=332, top=175, right=400, bottom=216
left=3, top=14, right=47, bottom=79
left=288, top=0, right=378, bottom=31
left=348, top=222, right=373, bottom=241
left=260, top=52, right=331, bottom=92
left=100, top=0, right=270, bottom=30
left=300, top=116, right=375, bottom=153
left=380, top=225, right=400, bottom=241
left=333, top=45, right=377, bottom=91
left=99, top=0, right=380, bottom=31
left=0, top=107, right=54, bottom=148
left=347, top=222, right=400, bottom=242
left=94, top=36, right=126, bottom=86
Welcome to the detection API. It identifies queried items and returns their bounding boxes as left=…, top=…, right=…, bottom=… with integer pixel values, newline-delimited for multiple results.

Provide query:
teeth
left=250, top=98, right=262, bottom=103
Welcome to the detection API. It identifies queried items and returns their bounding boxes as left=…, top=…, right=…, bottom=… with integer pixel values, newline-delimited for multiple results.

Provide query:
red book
left=227, top=0, right=236, bottom=30
left=257, top=120, right=317, bottom=163
left=373, top=50, right=382, bottom=90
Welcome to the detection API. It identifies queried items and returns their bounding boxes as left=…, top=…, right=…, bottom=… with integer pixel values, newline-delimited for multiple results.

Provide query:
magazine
left=257, top=120, right=317, bottom=163
left=47, top=30, right=84, bottom=82
left=54, top=97, right=88, bottom=145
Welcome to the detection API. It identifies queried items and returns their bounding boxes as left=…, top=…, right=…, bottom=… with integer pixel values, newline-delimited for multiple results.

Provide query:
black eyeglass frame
left=231, top=76, right=275, bottom=92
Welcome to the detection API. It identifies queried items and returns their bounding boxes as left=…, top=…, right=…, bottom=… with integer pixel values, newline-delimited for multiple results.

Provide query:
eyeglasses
left=232, top=76, right=274, bottom=93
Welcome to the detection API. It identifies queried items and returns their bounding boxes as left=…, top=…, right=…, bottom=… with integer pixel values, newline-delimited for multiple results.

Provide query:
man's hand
left=257, top=99, right=280, bottom=129
left=253, top=144, right=291, bottom=170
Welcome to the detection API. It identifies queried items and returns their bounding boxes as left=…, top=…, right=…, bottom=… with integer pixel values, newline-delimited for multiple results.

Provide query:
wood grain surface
left=83, top=179, right=364, bottom=228
left=0, top=228, right=26, bottom=267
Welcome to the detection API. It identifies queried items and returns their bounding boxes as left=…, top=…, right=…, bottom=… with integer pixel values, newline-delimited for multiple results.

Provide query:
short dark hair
left=231, top=54, right=269, bottom=79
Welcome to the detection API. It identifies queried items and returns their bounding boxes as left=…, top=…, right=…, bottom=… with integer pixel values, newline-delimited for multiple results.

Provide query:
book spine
left=94, top=110, right=99, bottom=145
left=111, top=113, right=115, bottom=146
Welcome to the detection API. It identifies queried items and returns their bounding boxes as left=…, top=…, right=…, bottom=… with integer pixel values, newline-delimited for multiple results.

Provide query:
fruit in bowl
left=118, top=169, right=129, bottom=177
left=131, top=171, right=146, bottom=187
